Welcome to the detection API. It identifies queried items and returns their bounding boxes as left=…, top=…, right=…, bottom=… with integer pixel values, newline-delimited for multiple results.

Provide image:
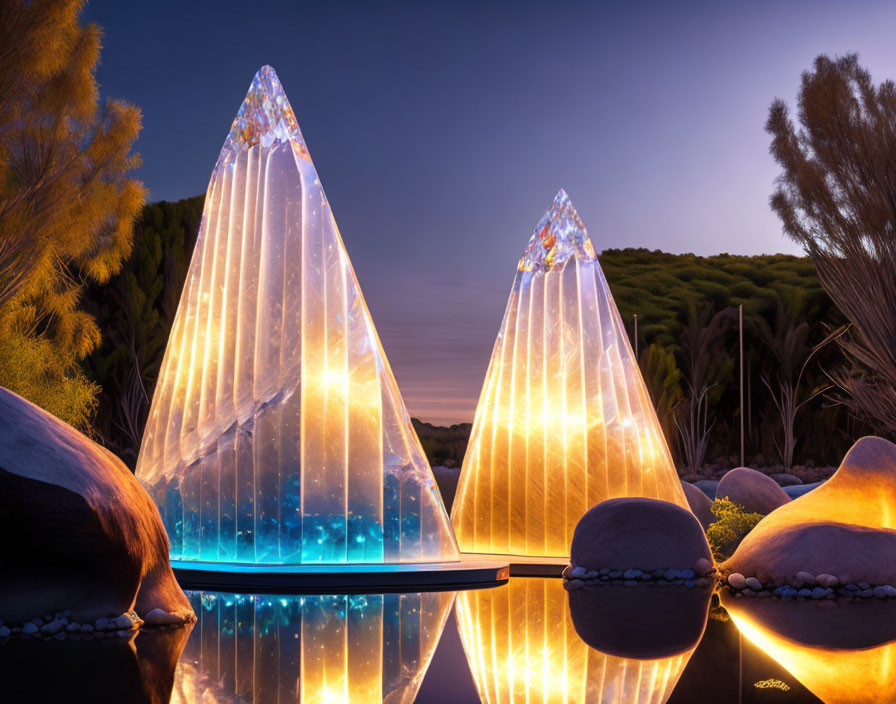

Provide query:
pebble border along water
left=562, top=558, right=716, bottom=591
left=724, top=571, right=896, bottom=602
left=0, top=608, right=191, bottom=641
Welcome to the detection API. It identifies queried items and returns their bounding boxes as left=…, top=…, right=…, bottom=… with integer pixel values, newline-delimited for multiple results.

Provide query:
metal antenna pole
left=739, top=304, right=744, bottom=467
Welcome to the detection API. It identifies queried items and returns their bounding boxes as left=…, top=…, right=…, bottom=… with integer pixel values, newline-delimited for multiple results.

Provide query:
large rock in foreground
left=724, top=437, right=896, bottom=588
left=0, top=387, right=193, bottom=626
left=569, top=497, right=713, bottom=577
left=716, top=466, right=791, bottom=515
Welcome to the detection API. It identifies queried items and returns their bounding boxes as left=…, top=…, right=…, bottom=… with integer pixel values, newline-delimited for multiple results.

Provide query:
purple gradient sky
left=85, top=0, right=896, bottom=424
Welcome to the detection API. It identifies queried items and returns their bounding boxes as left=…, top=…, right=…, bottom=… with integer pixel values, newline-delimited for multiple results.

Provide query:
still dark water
left=9, top=576, right=893, bottom=703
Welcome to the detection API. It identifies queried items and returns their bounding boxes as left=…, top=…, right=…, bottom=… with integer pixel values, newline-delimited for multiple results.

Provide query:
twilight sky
left=84, top=0, right=896, bottom=424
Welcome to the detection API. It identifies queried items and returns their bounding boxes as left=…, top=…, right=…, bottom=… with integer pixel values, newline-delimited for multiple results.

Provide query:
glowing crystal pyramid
left=172, top=589, right=454, bottom=704
left=456, top=579, right=697, bottom=704
left=451, top=190, right=688, bottom=558
left=136, top=66, right=458, bottom=566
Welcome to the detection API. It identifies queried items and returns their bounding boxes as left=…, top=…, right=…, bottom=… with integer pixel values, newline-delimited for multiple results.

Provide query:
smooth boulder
left=716, top=466, right=791, bottom=515
left=724, top=437, right=896, bottom=587
left=570, top=497, right=712, bottom=573
left=681, top=481, right=715, bottom=529
left=0, top=387, right=193, bottom=626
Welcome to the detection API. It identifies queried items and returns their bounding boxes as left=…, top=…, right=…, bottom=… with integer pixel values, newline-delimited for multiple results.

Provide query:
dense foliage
left=82, top=197, right=203, bottom=462
left=604, top=248, right=861, bottom=470
left=706, top=498, right=765, bottom=561
left=0, top=0, right=143, bottom=429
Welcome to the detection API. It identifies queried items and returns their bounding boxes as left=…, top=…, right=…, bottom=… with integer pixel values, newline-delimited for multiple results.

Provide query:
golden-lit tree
left=0, top=0, right=144, bottom=428
left=768, top=54, right=896, bottom=437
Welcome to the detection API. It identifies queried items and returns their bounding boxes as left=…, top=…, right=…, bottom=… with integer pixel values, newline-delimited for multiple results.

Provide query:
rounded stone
left=817, top=573, right=839, bottom=588
left=693, top=557, right=714, bottom=576
left=727, top=573, right=747, bottom=589
left=680, top=481, right=715, bottom=529
left=716, top=467, right=792, bottom=515
left=745, top=577, right=763, bottom=591
left=570, top=497, right=712, bottom=574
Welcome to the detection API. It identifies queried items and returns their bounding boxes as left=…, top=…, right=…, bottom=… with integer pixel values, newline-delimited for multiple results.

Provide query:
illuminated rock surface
left=455, top=577, right=706, bottom=703
left=170, top=589, right=453, bottom=703
left=724, top=592, right=896, bottom=704
left=0, top=386, right=192, bottom=625
left=136, top=66, right=457, bottom=565
left=452, top=190, right=687, bottom=557
left=725, top=436, right=896, bottom=586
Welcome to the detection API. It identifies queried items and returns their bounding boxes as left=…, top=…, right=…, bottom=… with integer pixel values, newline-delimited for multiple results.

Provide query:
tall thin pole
left=739, top=304, right=744, bottom=467
left=634, top=314, right=638, bottom=358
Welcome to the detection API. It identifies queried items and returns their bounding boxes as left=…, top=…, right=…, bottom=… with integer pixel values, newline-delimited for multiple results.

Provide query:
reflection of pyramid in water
left=452, top=190, right=687, bottom=557
left=171, top=590, right=454, bottom=703
left=136, top=67, right=458, bottom=565
left=455, top=579, right=695, bottom=703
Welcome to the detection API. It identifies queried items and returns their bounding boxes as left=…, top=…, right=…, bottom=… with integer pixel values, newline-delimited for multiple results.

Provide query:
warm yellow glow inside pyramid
left=172, top=590, right=454, bottom=703
left=455, top=579, right=694, bottom=704
left=135, top=66, right=457, bottom=565
left=451, top=190, right=687, bottom=557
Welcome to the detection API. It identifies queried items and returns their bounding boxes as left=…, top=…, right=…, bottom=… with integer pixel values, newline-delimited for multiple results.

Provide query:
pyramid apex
left=220, top=65, right=307, bottom=156
left=518, top=190, right=596, bottom=273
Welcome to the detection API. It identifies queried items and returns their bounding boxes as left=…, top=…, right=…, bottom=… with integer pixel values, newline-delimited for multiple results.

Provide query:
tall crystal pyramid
left=136, top=66, right=458, bottom=565
left=451, top=190, right=688, bottom=558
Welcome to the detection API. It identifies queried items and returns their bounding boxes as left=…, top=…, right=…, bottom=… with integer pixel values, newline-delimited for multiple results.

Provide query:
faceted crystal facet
left=219, top=65, right=306, bottom=156
left=452, top=191, right=688, bottom=558
left=518, top=189, right=596, bottom=273
left=172, top=589, right=454, bottom=703
left=456, top=579, right=697, bottom=704
left=136, top=66, right=458, bottom=565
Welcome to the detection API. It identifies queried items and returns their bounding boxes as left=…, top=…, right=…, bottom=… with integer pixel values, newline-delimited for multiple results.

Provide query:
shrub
left=706, top=498, right=764, bottom=561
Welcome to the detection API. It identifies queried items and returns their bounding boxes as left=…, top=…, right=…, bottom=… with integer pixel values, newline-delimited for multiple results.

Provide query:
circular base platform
left=171, top=558, right=509, bottom=594
left=459, top=553, right=568, bottom=577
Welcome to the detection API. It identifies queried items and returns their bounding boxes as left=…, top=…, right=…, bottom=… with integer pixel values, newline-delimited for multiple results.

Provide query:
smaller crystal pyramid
left=452, top=190, right=687, bottom=558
